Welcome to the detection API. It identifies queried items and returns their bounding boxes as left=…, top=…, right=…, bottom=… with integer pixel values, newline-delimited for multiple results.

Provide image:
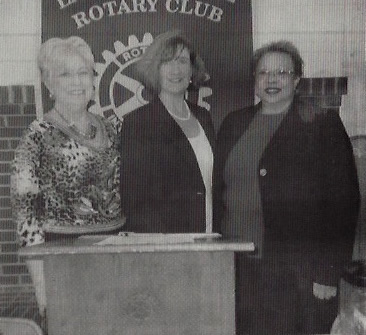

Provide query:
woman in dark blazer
left=120, top=31, right=215, bottom=233
left=214, top=41, right=360, bottom=334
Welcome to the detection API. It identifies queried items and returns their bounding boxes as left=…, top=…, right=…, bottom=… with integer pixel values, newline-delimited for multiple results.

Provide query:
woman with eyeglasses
left=214, top=41, right=360, bottom=334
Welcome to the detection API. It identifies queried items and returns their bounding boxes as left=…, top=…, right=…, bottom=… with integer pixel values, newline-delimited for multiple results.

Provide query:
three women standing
left=12, top=32, right=360, bottom=334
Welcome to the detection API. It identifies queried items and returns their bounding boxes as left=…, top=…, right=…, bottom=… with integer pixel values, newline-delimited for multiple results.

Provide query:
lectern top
left=18, top=235, right=255, bottom=258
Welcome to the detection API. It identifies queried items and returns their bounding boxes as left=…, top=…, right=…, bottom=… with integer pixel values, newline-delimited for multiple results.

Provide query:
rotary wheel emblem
left=90, top=32, right=212, bottom=125
left=90, top=33, right=154, bottom=124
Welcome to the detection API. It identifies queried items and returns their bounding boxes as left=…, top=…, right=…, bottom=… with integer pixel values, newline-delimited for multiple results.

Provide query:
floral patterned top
left=11, top=115, right=123, bottom=247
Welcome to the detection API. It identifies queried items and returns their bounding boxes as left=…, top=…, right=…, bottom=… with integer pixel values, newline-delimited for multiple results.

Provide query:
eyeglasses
left=256, top=69, right=295, bottom=78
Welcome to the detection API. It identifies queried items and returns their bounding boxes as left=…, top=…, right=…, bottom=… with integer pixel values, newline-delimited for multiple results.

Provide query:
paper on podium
left=93, top=233, right=222, bottom=245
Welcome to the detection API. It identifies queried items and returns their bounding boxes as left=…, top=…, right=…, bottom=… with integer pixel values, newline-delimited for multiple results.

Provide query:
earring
left=49, top=92, right=54, bottom=99
left=91, top=86, right=96, bottom=100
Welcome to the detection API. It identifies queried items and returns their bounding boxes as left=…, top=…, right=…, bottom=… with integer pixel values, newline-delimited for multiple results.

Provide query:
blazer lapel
left=188, top=101, right=216, bottom=150
left=152, top=99, right=203, bottom=176
left=152, top=98, right=188, bottom=142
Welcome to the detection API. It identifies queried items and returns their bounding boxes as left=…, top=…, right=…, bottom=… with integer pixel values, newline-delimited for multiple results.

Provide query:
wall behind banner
left=252, top=0, right=365, bottom=137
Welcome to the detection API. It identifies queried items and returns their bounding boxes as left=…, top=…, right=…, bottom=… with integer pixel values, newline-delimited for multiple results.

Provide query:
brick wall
left=0, top=85, right=38, bottom=319
left=297, top=76, right=347, bottom=111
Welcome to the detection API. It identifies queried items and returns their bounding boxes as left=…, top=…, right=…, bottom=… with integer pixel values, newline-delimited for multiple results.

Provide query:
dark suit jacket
left=214, top=99, right=360, bottom=285
left=120, top=98, right=215, bottom=233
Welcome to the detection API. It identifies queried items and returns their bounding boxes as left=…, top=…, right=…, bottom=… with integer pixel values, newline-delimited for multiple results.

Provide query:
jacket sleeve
left=11, top=124, right=45, bottom=247
left=119, top=114, right=167, bottom=231
left=213, top=118, right=229, bottom=233
left=314, top=111, right=360, bottom=285
left=213, top=111, right=244, bottom=233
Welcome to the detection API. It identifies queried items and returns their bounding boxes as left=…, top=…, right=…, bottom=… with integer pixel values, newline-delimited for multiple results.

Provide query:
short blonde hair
left=38, top=36, right=94, bottom=83
left=135, top=30, right=207, bottom=94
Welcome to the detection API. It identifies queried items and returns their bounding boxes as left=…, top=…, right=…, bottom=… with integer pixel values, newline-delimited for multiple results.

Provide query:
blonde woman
left=11, top=36, right=124, bottom=316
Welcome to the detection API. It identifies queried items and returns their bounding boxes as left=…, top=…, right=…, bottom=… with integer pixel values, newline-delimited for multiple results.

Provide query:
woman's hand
left=313, top=282, right=337, bottom=300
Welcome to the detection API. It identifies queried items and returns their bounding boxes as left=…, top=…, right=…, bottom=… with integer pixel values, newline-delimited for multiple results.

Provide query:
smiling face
left=159, top=46, right=192, bottom=98
left=46, top=50, right=94, bottom=110
left=255, top=52, right=300, bottom=109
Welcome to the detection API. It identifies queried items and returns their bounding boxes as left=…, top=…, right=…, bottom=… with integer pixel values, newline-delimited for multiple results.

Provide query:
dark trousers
left=235, top=254, right=338, bottom=334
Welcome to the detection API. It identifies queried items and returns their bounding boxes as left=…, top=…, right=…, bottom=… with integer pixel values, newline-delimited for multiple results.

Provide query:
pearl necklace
left=167, top=101, right=191, bottom=121
left=54, top=108, right=97, bottom=140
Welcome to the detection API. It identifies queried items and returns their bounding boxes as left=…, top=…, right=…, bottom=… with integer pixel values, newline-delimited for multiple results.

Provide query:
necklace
left=54, top=108, right=97, bottom=140
left=167, top=101, right=191, bottom=121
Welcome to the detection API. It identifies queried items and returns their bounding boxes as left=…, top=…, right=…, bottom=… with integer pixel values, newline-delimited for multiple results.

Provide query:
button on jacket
left=214, top=100, right=360, bottom=285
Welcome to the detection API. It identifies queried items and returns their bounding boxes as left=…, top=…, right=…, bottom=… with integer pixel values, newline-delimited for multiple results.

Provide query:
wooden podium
left=19, top=236, right=254, bottom=335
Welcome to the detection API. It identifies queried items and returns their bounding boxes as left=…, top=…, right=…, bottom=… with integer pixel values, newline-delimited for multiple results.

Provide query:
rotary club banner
left=41, top=0, right=253, bottom=125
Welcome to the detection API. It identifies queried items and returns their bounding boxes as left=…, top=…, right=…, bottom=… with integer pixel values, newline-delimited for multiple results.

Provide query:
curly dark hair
left=253, top=40, right=304, bottom=77
left=135, top=30, right=207, bottom=94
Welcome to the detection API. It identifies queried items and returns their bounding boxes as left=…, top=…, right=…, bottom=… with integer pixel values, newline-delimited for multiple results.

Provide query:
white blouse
left=187, top=123, right=214, bottom=233
left=167, top=103, right=214, bottom=233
